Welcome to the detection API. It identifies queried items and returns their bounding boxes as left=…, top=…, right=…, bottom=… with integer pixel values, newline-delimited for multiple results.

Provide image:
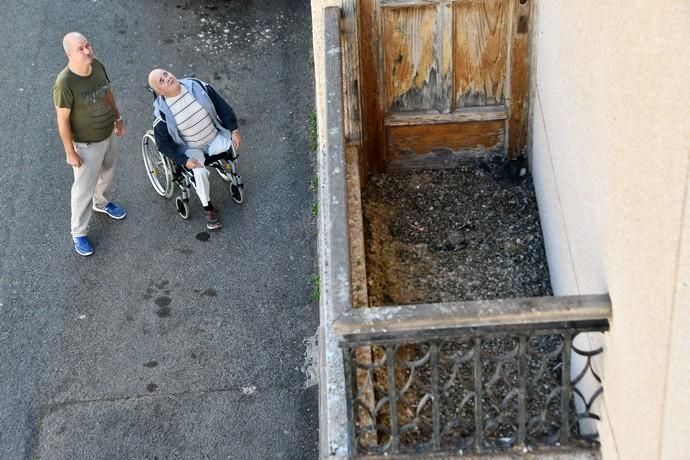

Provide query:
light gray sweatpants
left=71, top=133, right=117, bottom=237
left=185, top=130, right=232, bottom=207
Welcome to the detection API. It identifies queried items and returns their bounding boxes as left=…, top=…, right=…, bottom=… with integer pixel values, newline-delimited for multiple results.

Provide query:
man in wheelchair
left=147, top=68, right=241, bottom=230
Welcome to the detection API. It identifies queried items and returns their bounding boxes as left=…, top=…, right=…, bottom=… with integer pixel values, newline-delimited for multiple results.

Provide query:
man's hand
left=66, top=149, right=82, bottom=167
left=115, top=118, right=126, bottom=137
left=185, top=158, right=203, bottom=169
left=231, top=130, right=241, bottom=150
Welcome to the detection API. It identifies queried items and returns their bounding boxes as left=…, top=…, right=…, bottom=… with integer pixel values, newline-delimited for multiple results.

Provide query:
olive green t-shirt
left=53, top=59, right=115, bottom=142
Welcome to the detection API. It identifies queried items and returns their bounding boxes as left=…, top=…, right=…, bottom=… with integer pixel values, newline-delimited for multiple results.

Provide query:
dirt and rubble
left=363, top=156, right=552, bottom=306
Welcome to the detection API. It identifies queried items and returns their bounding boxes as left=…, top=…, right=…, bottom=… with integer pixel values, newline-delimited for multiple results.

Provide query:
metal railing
left=334, top=295, right=610, bottom=457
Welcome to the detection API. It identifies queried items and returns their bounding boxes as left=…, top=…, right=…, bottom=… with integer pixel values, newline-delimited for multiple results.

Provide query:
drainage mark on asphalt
left=301, top=332, right=319, bottom=389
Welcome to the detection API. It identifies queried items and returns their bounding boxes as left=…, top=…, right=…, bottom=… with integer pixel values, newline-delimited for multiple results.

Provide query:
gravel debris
left=363, top=156, right=552, bottom=306
left=172, top=1, right=295, bottom=58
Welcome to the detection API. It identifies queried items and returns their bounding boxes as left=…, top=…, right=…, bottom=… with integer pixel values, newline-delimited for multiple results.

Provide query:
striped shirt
left=165, top=87, right=218, bottom=148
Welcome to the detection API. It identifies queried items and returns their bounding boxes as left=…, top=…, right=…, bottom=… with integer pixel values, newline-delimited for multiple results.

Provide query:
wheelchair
left=141, top=130, right=244, bottom=219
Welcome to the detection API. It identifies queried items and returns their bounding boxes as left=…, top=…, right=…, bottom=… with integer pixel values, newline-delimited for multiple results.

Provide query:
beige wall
left=530, top=2, right=690, bottom=459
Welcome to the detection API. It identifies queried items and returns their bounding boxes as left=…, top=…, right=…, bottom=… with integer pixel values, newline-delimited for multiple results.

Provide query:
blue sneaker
left=93, top=202, right=127, bottom=219
left=73, top=236, right=94, bottom=256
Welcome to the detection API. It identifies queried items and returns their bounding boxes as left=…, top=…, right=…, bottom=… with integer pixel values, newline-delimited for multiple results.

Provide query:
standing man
left=147, top=68, right=241, bottom=230
left=54, top=32, right=126, bottom=256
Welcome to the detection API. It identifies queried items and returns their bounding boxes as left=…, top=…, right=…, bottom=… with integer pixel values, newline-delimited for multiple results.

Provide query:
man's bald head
left=63, top=32, right=87, bottom=53
left=62, top=32, right=93, bottom=71
left=148, top=69, right=181, bottom=97
left=148, top=69, right=162, bottom=90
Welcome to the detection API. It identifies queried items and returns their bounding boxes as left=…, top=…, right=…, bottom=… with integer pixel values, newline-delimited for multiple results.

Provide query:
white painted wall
left=530, top=2, right=690, bottom=459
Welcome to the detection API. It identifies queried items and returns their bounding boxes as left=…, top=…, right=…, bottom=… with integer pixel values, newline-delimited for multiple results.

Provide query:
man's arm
left=98, top=59, right=126, bottom=137
left=153, top=119, right=189, bottom=167
left=55, top=107, right=82, bottom=167
left=104, top=89, right=126, bottom=136
left=206, top=85, right=238, bottom=131
left=206, top=85, right=241, bottom=148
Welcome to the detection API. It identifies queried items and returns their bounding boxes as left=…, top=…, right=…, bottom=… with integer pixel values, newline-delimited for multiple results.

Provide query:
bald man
left=54, top=32, right=126, bottom=256
left=147, top=69, right=240, bottom=230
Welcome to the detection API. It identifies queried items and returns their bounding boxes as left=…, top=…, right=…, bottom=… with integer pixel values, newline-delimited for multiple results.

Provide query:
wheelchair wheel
left=230, top=183, right=244, bottom=204
left=175, top=196, right=191, bottom=219
left=142, top=130, right=174, bottom=198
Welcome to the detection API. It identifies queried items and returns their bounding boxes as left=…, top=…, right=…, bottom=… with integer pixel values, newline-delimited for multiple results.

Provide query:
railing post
left=386, top=345, right=400, bottom=452
left=431, top=342, right=440, bottom=451
left=561, top=331, right=573, bottom=445
left=518, top=334, right=527, bottom=447
left=473, top=337, right=483, bottom=453
left=342, top=348, right=357, bottom=456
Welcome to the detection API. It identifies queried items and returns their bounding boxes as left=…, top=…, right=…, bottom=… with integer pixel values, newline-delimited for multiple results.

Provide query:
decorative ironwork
left=341, top=325, right=607, bottom=456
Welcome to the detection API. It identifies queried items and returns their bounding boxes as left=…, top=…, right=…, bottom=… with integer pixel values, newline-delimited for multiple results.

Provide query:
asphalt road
left=0, top=0, right=318, bottom=458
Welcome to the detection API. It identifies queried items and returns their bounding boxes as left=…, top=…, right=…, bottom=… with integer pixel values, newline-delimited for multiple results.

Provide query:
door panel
left=454, top=0, right=510, bottom=108
left=382, top=4, right=452, bottom=113
left=386, top=120, right=505, bottom=171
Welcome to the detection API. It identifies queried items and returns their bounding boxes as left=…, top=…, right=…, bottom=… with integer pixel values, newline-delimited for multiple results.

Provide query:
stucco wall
left=530, top=2, right=690, bottom=459
left=311, top=0, right=342, bottom=157
left=311, top=3, right=349, bottom=458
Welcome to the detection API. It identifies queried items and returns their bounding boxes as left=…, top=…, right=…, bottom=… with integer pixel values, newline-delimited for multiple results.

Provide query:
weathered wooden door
left=357, top=0, right=531, bottom=172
